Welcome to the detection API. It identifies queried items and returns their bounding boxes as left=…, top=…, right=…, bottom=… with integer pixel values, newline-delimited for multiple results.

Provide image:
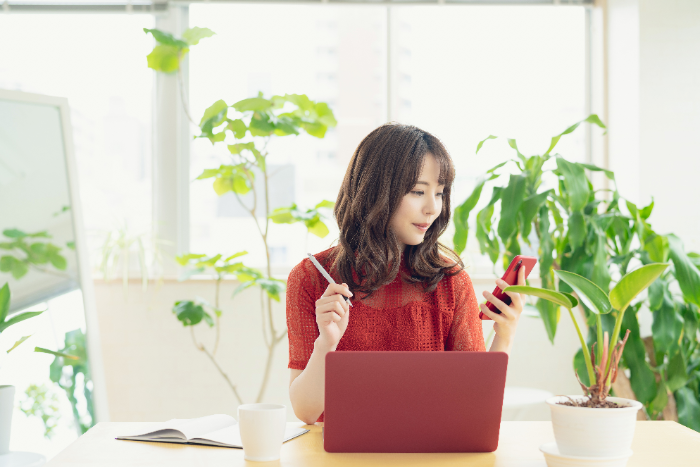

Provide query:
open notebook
left=116, top=414, right=309, bottom=449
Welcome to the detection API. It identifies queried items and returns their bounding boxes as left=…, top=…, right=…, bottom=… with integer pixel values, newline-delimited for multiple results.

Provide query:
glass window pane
left=393, top=5, right=586, bottom=270
left=189, top=4, right=387, bottom=268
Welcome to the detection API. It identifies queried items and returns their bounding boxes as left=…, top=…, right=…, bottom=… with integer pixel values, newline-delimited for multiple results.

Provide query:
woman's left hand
left=479, top=265, right=526, bottom=348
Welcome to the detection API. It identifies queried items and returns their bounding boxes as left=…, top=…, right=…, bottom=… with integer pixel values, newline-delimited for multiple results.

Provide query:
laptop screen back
left=324, top=351, right=508, bottom=453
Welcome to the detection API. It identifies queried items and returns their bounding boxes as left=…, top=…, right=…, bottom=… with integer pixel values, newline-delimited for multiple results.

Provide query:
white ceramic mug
left=237, top=403, right=286, bottom=462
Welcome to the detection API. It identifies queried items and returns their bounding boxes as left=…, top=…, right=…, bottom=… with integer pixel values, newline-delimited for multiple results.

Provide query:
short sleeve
left=445, top=270, right=486, bottom=352
left=286, top=259, right=322, bottom=370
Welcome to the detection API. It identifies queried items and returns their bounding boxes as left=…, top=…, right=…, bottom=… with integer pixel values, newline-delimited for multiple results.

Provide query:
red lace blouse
left=286, top=247, right=486, bottom=421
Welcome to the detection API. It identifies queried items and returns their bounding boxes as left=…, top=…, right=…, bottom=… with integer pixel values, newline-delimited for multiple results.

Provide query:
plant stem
left=568, top=307, right=596, bottom=385
left=605, top=306, right=627, bottom=379
left=191, top=327, right=244, bottom=405
left=213, top=276, right=221, bottom=356
left=596, top=314, right=604, bottom=363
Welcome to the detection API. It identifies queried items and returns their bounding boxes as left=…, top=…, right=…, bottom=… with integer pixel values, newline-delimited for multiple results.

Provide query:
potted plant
left=0, top=282, right=76, bottom=453
left=505, top=262, right=668, bottom=458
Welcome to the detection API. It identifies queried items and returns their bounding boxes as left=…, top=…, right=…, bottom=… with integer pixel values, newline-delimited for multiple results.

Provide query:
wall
left=607, top=0, right=700, bottom=252
left=639, top=0, right=700, bottom=251
left=94, top=274, right=584, bottom=423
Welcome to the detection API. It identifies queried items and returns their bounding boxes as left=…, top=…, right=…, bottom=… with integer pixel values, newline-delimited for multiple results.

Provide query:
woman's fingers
left=479, top=303, right=505, bottom=323
left=322, top=283, right=353, bottom=299
left=316, top=294, right=349, bottom=315
left=482, top=290, right=514, bottom=319
left=497, top=278, right=523, bottom=311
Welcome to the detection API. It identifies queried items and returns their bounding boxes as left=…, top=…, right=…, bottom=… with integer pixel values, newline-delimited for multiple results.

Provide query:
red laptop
left=323, top=351, right=508, bottom=453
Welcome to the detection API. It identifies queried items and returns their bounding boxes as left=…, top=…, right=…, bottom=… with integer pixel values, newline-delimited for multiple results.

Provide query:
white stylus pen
left=307, top=253, right=353, bottom=307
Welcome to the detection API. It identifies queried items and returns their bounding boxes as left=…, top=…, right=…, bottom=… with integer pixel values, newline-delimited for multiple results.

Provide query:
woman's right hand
left=315, top=283, right=352, bottom=349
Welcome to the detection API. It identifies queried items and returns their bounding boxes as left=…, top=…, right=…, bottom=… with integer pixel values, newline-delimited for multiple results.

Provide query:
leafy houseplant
left=453, top=116, right=700, bottom=430
left=144, top=27, right=338, bottom=404
left=505, top=264, right=666, bottom=458
left=0, top=283, right=77, bottom=453
left=0, top=228, right=69, bottom=280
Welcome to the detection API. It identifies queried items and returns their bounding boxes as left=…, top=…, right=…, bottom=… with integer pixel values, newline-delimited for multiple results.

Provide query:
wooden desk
left=45, top=421, right=700, bottom=466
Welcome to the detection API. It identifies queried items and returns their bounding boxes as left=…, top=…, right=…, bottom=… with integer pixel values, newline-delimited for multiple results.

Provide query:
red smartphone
left=479, top=255, right=538, bottom=320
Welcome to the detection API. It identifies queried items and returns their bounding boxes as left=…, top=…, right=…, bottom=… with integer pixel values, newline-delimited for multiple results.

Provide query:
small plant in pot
left=505, top=262, right=668, bottom=460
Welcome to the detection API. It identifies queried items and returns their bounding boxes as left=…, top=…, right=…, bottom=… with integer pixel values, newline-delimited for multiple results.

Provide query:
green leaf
left=307, top=219, right=329, bottom=238
left=182, top=26, right=215, bottom=46
left=580, top=163, right=615, bottom=180
left=667, top=234, right=700, bottom=307
left=172, top=300, right=206, bottom=326
left=269, top=207, right=296, bottom=224
left=0, top=283, right=9, bottom=323
left=651, top=291, right=683, bottom=355
left=520, top=190, right=550, bottom=239
left=146, top=44, right=184, bottom=73
left=556, top=158, right=590, bottom=212
left=560, top=292, right=579, bottom=309
left=453, top=176, right=488, bottom=254
left=175, top=253, right=207, bottom=266
left=199, top=99, right=229, bottom=128
left=0, top=311, right=43, bottom=332
left=676, top=387, right=700, bottom=432
left=639, top=198, right=654, bottom=219
left=7, top=335, right=30, bottom=353
left=574, top=348, right=590, bottom=386
left=49, top=252, right=67, bottom=270
left=545, top=114, right=606, bottom=155
left=568, top=210, right=586, bottom=250
left=497, top=174, right=527, bottom=243
left=227, top=119, right=248, bottom=139
left=476, top=135, right=497, bottom=154
left=257, top=278, right=286, bottom=302
left=666, top=352, right=687, bottom=392
left=233, top=97, right=272, bottom=112
left=621, top=307, right=657, bottom=405
left=644, top=234, right=669, bottom=263
left=610, top=263, right=670, bottom=313
left=3, top=229, right=27, bottom=238
left=315, top=200, right=335, bottom=209
left=213, top=177, right=233, bottom=196
left=537, top=298, right=560, bottom=343
left=224, top=251, right=248, bottom=262
left=554, top=270, right=611, bottom=315
left=34, top=347, right=79, bottom=360
left=538, top=205, right=554, bottom=273
left=504, top=286, right=574, bottom=310
left=144, top=28, right=189, bottom=48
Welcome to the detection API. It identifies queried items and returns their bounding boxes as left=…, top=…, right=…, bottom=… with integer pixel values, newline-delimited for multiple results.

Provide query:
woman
left=287, top=123, right=525, bottom=425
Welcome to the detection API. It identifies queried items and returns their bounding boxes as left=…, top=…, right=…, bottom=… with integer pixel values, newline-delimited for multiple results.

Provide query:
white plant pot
left=547, top=395, right=642, bottom=458
left=0, top=385, right=15, bottom=455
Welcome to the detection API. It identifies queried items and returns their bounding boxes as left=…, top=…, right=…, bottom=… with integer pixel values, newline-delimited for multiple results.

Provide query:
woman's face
left=389, top=154, right=444, bottom=249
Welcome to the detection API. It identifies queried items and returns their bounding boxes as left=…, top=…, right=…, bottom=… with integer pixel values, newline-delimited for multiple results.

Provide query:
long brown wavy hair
left=330, top=123, right=463, bottom=297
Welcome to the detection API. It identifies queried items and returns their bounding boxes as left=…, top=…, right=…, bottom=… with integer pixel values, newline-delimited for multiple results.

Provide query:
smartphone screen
left=480, top=255, right=537, bottom=320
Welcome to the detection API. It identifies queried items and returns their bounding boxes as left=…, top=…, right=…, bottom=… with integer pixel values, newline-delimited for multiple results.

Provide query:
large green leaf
left=667, top=234, right=700, bottom=307
left=520, top=190, right=550, bottom=239
left=538, top=205, right=554, bottom=273
left=556, top=158, right=589, bottom=212
left=497, top=174, right=527, bottom=243
left=504, top=286, right=574, bottom=309
left=199, top=99, right=229, bottom=129
left=453, top=176, right=488, bottom=254
left=676, top=387, right=700, bottom=432
left=146, top=44, right=184, bottom=73
left=0, top=283, right=9, bottom=324
left=306, top=219, right=330, bottom=238
left=568, top=210, right=586, bottom=250
left=0, top=311, right=43, bottom=333
left=182, top=27, right=215, bottom=46
left=554, top=270, right=611, bottom=315
left=621, top=307, right=658, bottom=405
left=610, top=263, right=669, bottom=313
left=651, top=291, right=683, bottom=356
left=665, top=352, right=687, bottom=393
